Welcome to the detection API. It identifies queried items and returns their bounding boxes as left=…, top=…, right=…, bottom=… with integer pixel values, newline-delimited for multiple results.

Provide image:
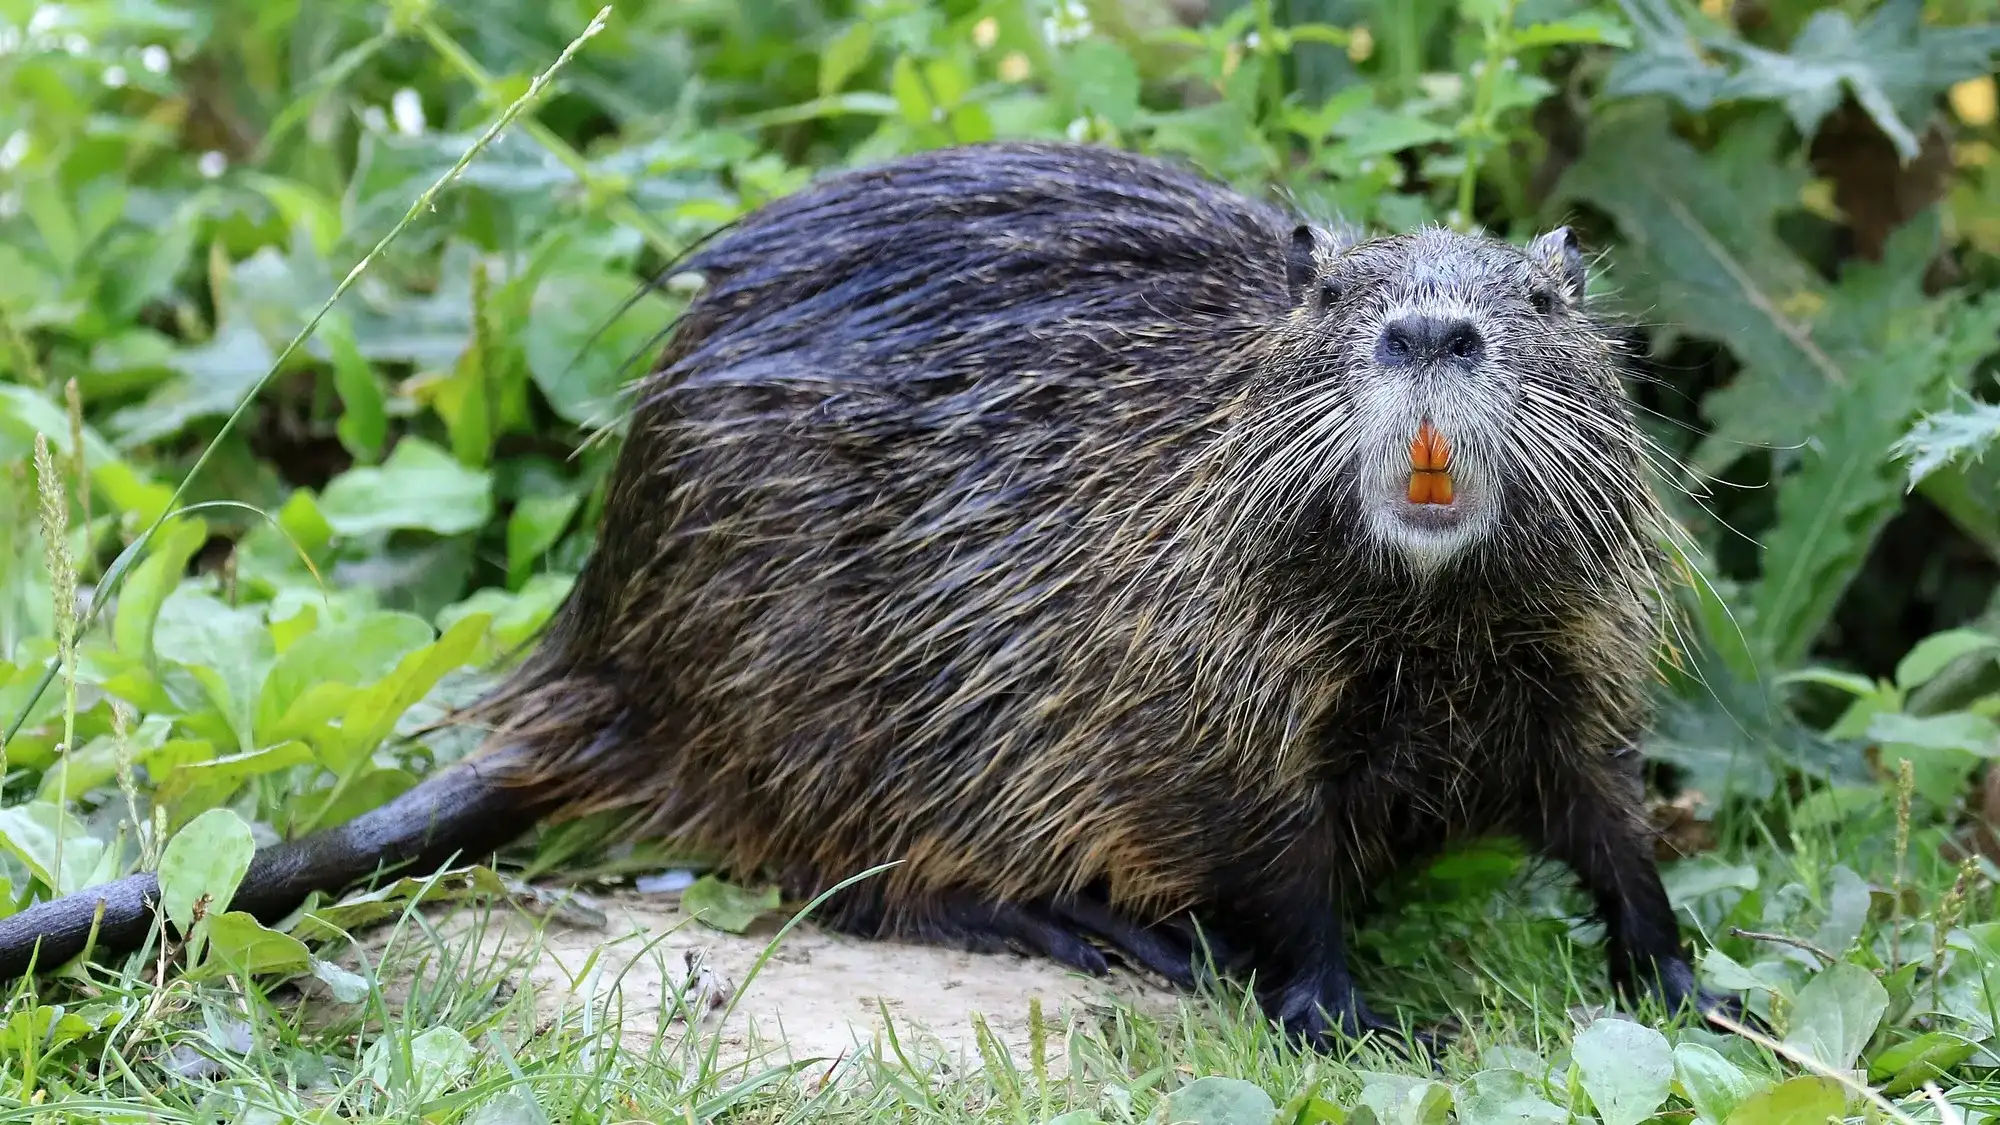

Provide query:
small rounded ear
left=1530, top=226, right=1587, bottom=299
left=1286, top=224, right=1318, bottom=305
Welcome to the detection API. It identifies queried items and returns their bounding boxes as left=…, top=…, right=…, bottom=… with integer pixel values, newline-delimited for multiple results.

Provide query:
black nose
left=1375, top=315, right=1484, bottom=367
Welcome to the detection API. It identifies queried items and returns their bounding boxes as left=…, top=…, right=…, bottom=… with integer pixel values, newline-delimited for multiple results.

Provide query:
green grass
left=3, top=0, right=2000, bottom=1119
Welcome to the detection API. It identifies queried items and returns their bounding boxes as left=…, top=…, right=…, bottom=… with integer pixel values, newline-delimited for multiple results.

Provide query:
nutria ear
left=1286, top=224, right=1319, bottom=305
left=1531, top=226, right=1587, bottom=300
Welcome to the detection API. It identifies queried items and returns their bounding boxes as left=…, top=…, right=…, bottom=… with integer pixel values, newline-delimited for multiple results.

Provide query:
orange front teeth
left=1407, top=419, right=1454, bottom=505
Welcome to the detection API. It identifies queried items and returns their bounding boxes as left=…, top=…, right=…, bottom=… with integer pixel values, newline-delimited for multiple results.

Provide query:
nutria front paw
left=1270, top=971, right=1450, bottom=1063
left=1632, top=954, right=1751, bottom=1029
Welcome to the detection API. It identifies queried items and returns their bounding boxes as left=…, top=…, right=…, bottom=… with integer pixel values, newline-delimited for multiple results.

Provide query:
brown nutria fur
left=0, top=141, right=1730, bottom=1046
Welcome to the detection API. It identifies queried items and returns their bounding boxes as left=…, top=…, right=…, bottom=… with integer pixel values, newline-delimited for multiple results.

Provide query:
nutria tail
left=0, top=750, right=540, bottom=980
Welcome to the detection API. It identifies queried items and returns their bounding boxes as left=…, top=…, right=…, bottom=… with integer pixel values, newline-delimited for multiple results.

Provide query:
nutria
left=0, top=141, right=1730, bottom=1046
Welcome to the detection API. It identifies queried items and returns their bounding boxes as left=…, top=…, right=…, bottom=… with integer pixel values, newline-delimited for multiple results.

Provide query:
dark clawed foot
left=1050, top=898, right=1234, bottom=988
left=1270, top=973, right=1451, bottom=1067
left=1630, top=955, right=1756, bottom=1030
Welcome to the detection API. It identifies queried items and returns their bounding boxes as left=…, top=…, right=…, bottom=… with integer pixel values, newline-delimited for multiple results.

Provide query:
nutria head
left=1262, top=222, right=1663, bottom=590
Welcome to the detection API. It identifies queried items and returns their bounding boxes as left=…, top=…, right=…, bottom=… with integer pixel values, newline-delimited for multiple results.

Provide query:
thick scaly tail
left=0, top=752, right=538, bottom=980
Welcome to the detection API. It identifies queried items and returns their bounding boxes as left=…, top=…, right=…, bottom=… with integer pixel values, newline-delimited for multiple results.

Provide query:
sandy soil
left=357, top=885, right=1183, bottom=1069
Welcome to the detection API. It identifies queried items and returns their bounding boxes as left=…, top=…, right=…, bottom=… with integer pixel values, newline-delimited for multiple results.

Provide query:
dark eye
left=1529, top=288, right=1556, bottom=316
left=1320, top=279, right=1342, bottom=308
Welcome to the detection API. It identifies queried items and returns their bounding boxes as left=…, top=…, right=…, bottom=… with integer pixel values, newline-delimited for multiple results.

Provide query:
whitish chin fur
left=1366, top=494, right=1496, bottom=574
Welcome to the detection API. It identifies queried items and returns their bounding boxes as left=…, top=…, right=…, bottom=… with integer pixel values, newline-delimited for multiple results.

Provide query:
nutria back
left=473, top=140, right=1673, bottom=921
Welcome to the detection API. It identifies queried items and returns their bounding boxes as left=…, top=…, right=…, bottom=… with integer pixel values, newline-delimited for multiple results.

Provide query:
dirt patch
left=359, top=889, right=1181, bottom=1067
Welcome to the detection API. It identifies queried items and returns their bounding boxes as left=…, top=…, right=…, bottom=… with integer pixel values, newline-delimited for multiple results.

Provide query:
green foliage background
left=4, top=0, right=2000, bottom=1114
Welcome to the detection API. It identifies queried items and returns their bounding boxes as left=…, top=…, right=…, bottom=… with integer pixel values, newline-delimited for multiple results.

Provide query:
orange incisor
left=1407, top=419, right=1454, bottom=505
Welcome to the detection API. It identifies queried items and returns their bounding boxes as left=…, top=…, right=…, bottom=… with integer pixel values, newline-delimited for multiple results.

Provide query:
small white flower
left=0, top=25, right=21, bottom=56
left=61, top=32, right=87, bottom=54
left=1041, top=0, right=1091, bottom=45
left=27, top=5, right=64, bottom=36
left=1065, top=116, right=1090, bottom=142
left=361, top=105, right=389, bottom=132
left=1245, top=30, right=1261, bottom=49
left=390, top=87, right=425, bottom=136
left=197, top=149, right=226, bottom=178
left=0, top=131, right=29, bottom=172
left=141, top=44, right=169, bottom=74
left=102, top=64, right=126, bottom=88
left=0, top=191, right=19, bottom=219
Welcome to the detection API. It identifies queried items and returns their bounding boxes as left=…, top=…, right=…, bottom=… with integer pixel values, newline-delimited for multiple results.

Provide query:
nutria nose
left=1375, top=315, right=1484, bottom=367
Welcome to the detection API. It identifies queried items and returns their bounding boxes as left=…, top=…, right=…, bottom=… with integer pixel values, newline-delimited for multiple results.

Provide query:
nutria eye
left=1319, top=280, right=1342, bottom=308
left=1445, top=326, right=1480, bottom=359
left=1529, top=288, right=1556, bottom=316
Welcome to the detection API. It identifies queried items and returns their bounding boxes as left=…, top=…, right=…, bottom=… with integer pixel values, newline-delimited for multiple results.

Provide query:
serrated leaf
left=1167, top=1076, right=1277, bottom=1125
left=1895, top=397, right=2000, bottom=485
left=1781, top=961, right=1889, bottom=1072
left=1572, top=1018, right=1673, bottom=1125
left=1552, top=106, right=1834, bottom=474
left=1893, top=627, right=2000, bottom=691
left=318, top=437, right=492, bottom=538
left=1674, top=1042, right=1757, bottom=1125
left=1722, top=1076, right=1844, bottom=1125
left=680, top=875, right=780, bottom=935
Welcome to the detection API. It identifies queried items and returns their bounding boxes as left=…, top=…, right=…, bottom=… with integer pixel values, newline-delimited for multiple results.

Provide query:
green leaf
left=255, top=611, right=435, bottom=739
left=325, top=317, right=388, bottom=464
left=1356, top=1072, right=1451, bottom=1125
left=1674, top=1042, right=1757, bottom=1125
left=438, top=572, right=575, bottom=663
left=1721, top=1076, right=1844, bottom=1125
left=1571, top=1017, right=1673, bottom=1125
left=1552, top=106, right=1833, bottom=474
left=318, top=437, right=493, bottom=538
left=506, top=493, right=580, bottom=586
left=190, top=911, right=312, bottom=979
left=1812, top=865, right=1871, bottom=959
left=1166, top=1076, right=1277, bottom=1125
left=680, top=875, right=781, bottom=935
left=1894, top=628, right=2000, bottom=691
left=310, top=958, right=372, bottom=1003
left=1454, top=1069, right=1566, bottom=1125
left=521, top=273, right=675, bottom=428
left=1781, top=961, right=1889, bottom=1072
left=110, top=516, right=208, bottom=663
left=157, top=808, right=257, bottom=963
left=819, top=21, right=874, bottom=97
left=1869, top=1031, right=1978, bottom=1095
left=363, top=1024, right=477, bottom=1098
left=152, top=589, right=276, bottom=753
left=1867, top=711, right=2000, bottom=755
left=1067, top=39, right=1142, bottom=130
left=0, top=802, right=106, bottom=897
left=1511, top=16, right=1632, bottom=50
left=108, top=318, right=275, bottom=448
left=153, top=741, right=316, bottom=813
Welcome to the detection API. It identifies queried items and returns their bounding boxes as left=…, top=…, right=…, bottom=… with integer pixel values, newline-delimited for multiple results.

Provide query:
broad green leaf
left=1869, top=1031, right=1978, bottom=1095
left=307, top=613, right=487, bottom=808
left=438, top=573, right=575, bottom=663
left=521, top=271, right=674, bottom=428
left=153, top=741, right=315, bottom=813
left=111, top=517, right=208, bottom=663
left=1867, top=711, right=2000, bottom=755
left=506, top=493, right=580, bottom=586
left=153, top=589, right=276, bottom=753
left=469, top=1090, right=552, bottom=1125
left=1454, top=1069, right=1566, bottom=1125
left=1894, top=628, right=2000, bottom=691
left=189, top=912, right=312, bottom=979
left=0, top=802, right=106, bottom=896
left=1663, top=861, right=1759, bottom=908
left=1674, top=1042, right=1757, bottom=1125
left=1781, top=961, right=1889, bottom=1072
left=1512, top=16, right=1632, bottom=50
left=326, top=317, right=388, bottom=463
left=254, top=611, right=435, bottom=738
left=1356, top=1073, right=1451, bottom=1125
left=108, top=318, right=275, bottom=448
left=1067, top=39, right=1142, bottom=130
left=1572, top=1017, right=1673, bottom=1125
left=1166, top=1076, right=1276, bottom=1125
left=1812, top=865, right=1871, bottom=959
left=157, top=808, right=257, bottom=963
left=318, top=437, right=493, bottom=538
left=363, top=1024, right=477, bottom=1097
left=1722, top=1076, right=1844, bottom=1125
left=681, top=875, right=781, bottom=935
left=289, top=866, right=510, bottom=943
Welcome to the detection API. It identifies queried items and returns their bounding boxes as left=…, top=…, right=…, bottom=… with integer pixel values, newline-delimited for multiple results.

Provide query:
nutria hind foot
left=814, top=886, right=1224, bottom=985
